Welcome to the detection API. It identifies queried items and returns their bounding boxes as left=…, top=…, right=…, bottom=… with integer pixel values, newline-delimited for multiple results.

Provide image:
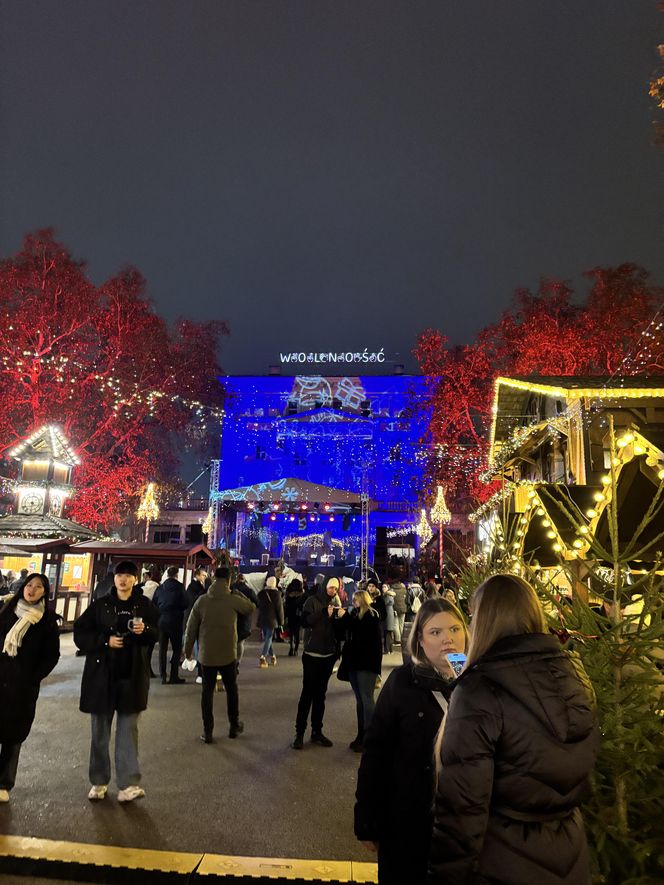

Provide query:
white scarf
left=3, top=598, right=45, bottom=657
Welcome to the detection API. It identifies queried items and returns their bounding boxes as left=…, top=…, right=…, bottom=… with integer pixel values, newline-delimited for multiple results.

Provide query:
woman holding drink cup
left=74, top=561, right=158, bottom=803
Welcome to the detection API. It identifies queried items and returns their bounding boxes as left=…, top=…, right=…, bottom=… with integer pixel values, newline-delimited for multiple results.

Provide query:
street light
left=137, top=482, right=160, bottom=543
left=430, top=485, right=451, bottom=578
left=415, top=507, right=432, bottom=545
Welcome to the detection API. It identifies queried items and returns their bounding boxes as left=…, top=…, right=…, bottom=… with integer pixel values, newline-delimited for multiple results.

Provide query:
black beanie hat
left=114, top=560, right=139, bottom=578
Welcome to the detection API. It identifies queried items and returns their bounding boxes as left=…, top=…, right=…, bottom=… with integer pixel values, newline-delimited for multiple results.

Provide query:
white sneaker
left=195, top=676, right=203, bottom=684
left=117, top=785, right=145, bottom=803
left=0, top=789, right=9, bottom=803
left=87, top=785, right=107, bottom=801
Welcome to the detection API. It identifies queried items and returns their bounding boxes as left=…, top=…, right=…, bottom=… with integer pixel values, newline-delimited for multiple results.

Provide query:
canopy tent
left=212, top=477, right=367, bottom=509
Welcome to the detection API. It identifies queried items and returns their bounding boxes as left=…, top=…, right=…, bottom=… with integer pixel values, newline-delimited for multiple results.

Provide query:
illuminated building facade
left=210, top=374, right=427, bottom=571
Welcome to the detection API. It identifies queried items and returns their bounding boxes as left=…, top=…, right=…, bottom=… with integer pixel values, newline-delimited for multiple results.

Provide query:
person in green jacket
left=183, top=566, right=255, bottom=743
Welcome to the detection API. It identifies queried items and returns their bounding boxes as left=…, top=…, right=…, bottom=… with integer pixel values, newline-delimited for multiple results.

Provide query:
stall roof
left=212, top=477, right=363, bottom=507
left=0, top=514, right=98, bottom=541
left=0, top=542, right=33, bottom=556
left=0, top=536, right=71, bottom=552
left=70, top=540, right=215, bottom=560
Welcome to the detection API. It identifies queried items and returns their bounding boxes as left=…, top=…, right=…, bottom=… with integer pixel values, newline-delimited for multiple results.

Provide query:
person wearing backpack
left=407, top=581, right=424, bottom=619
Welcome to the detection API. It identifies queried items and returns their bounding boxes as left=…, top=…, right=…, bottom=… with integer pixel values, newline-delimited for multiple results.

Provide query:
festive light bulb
left=136, top=482, right=159, bottom=521
left=415, top=508, right=433, bottom=544
left=430, top=486, right=451, bottom=525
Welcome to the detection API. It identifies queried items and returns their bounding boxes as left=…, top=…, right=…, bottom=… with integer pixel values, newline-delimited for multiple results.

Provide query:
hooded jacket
left=183, top=578, right=255, bottom=667
left=427, top=633, right=599, bottom=885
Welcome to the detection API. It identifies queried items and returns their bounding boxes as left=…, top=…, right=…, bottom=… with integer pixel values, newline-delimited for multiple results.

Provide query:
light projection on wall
left=213, top=374, right=428, bottom=564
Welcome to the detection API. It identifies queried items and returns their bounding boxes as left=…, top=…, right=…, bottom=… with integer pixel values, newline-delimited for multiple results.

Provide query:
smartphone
left=446, top=653, right=467, bottom=677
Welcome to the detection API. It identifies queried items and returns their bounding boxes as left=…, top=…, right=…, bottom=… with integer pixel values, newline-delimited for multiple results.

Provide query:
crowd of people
left=0, top=562, right=601, bottom=884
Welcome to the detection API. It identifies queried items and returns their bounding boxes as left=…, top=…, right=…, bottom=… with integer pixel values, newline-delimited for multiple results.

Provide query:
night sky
left=1, top=1, right=662, bottom=375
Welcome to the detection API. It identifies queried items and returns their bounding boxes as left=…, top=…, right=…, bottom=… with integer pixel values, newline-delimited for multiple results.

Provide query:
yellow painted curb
left=0, top=835, right=202, bottom=873
left=0, top=835, right=379, bottom=882
left=197, top=855, right=351, bottom=881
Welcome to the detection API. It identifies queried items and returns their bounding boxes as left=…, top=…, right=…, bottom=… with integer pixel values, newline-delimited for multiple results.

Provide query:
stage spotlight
left=269, top=514, right=277, bottom=522
left=247, top=502, right=255, bottom=510
left=323, top=503, right=331, bottom=512
left=300, top=503, right=308, bottom=510
left=272, top=502, right=281, bottom=510
left=289, top=514, right=296, bottom=522
left=309, top=514, right=316, bottom=522
left=329, top=515, right=335, bottom=522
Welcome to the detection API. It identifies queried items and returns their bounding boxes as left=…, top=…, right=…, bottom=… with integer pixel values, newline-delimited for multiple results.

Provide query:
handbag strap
left=431, top=690, right=448, bottom=715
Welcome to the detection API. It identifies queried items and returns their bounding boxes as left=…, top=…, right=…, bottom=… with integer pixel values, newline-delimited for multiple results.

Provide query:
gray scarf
left=3, top=598, right=45, bottom=657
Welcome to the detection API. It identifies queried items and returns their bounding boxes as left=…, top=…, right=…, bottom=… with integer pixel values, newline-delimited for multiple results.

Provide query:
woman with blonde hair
left=340, top=590, right=382, bottom=751
left=355, top=597, right=468, bottom=884
left=428, top=574, right=599, bottom=885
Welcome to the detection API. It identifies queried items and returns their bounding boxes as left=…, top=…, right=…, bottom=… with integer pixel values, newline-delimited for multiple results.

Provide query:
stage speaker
left=374, top=526, right=388, bottom=576
left=342, top=513, right=351, bottom=531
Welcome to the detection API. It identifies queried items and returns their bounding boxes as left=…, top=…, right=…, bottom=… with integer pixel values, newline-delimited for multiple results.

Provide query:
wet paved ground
left=0, top=635, right=400, bottom=865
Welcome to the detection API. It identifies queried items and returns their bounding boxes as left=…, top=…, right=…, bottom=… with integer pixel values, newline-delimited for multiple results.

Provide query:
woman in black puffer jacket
left=355, top=598, right=469, bottom=885
left=427, top=574, right=599, bottom=885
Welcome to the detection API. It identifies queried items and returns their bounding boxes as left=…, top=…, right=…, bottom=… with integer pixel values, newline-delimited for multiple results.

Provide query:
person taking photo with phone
left=427, top=575, right=599, bottom=885
left=74, top=561, right=158, bottom=803
left=354, top=597, right=468, bottom=885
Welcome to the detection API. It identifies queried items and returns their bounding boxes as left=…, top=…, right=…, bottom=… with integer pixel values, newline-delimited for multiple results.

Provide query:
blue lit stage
left=210, top=374, right=427, bottom=573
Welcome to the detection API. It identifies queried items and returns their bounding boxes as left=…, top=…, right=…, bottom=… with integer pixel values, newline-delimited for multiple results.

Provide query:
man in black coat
left=184, top=566, right=208, bottom=682
left=153, top=566, right=188, bottom=684
left=74, top=560, right=158, bottom=803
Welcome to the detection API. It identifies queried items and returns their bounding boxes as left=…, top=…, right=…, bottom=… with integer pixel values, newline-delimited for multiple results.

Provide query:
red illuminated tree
left=415, top=264, right=664, bottom=505
left=0, top=230, right=229, bottom=530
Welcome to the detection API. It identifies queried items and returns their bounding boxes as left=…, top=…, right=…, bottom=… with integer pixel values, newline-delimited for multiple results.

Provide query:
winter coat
left=284, top=588, right=305, bottom=622
left=427, top=633, right=599, bottom=885
left=391, top=582, right=408, bottom=615
left=74, top=589, right=159, bottom=715
left=152, top=578, right=188, bottom=632
left=184, top=578, right=206, bottom=629
left=141, top=579, right=159, bottom=601
left=355, top=661, right=452, bottom=885
left=371, top=594, right=387, bottom=622
left=301, top=589, right=346, bottom=657
left=233, top=581, right=258, bottom=641
left=383, top=592, right=396, bottom=632
left=407, top=583, right=425, bottom=613
left=0, top=600, right=60, bottom=743
left=344, top=608, right=382, bottom=675
left=183, top=578, right=255, bottom=667
left=257, top=586, right=284, bottom=630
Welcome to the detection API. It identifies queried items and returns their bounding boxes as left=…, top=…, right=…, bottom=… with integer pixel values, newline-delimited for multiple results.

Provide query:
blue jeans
left=348, top=670, right=377, bottom=735
left=89, top=712, right=140, bottom=790
left=261, top=627, right=274, bottom=657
